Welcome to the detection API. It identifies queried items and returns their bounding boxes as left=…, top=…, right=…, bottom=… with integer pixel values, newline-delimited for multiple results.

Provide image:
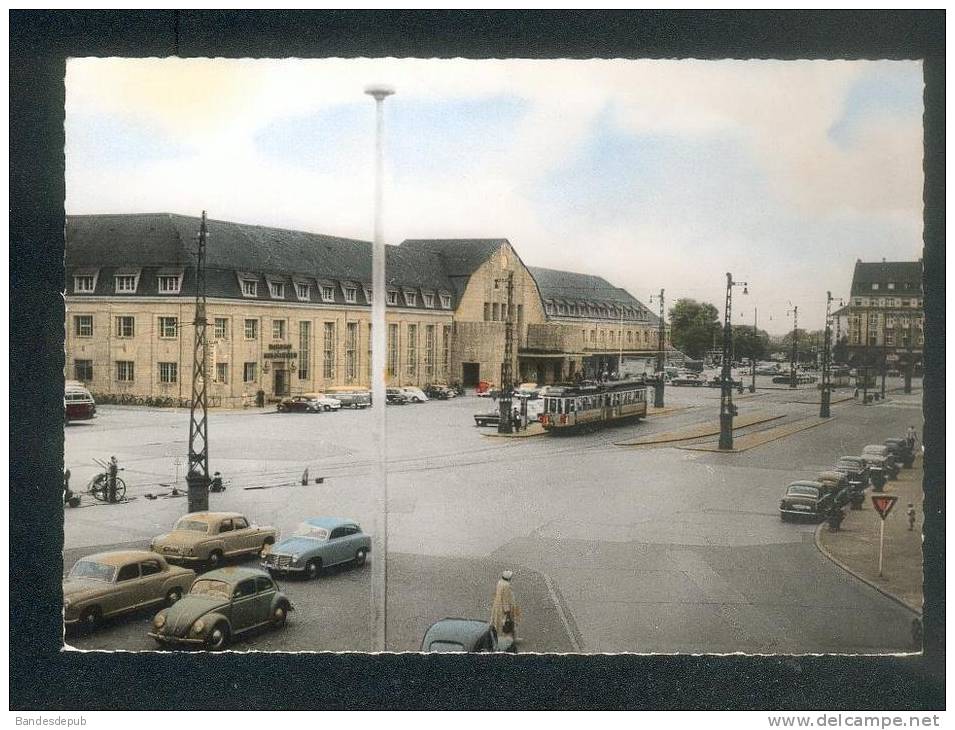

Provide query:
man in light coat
left=490, top=569, right=521, bottom=642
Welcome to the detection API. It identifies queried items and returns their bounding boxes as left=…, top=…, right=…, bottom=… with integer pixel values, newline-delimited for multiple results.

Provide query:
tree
left=832, top=335, right=849, bottom=365
left=731, top=325, right=770, bottom=362
left=669, top=299, right=721, bottom=360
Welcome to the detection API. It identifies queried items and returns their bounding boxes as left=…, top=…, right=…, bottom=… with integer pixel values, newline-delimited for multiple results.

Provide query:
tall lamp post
left=719, top=273, right=747, bottom=450
left=365, top=83, right=394, bottom=652
left=750, top=306, right=757, bottom=393
left=786, top=304, right=799, bottom=389
left=649, top=289, right=665, bottom=407
left=186, top=211, right=211, bottom=512
left=880, top=310, right=888, bottom=399
left=820, top=291, right=835, bottom=418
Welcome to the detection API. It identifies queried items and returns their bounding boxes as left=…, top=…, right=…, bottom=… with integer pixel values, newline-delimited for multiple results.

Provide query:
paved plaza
left=63, top=378, right=922, bottom=653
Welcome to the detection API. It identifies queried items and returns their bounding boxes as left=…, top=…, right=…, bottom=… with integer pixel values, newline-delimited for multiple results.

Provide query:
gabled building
left=65, top=214, right=662, bottom=406
left=843, top=259, right=924, bottom=369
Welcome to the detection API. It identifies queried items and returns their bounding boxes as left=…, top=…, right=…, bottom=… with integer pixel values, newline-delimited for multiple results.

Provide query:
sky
left=65, top=58, right=923, bottom=334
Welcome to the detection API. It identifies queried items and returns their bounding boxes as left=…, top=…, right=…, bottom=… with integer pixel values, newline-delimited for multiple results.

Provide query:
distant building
left=65, top=214, right=664, bottom=406
left=843, top=259, right=923, bottom=370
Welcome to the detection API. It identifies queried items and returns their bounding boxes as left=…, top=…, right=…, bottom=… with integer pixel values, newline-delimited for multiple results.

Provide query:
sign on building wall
left=264, top=343, right=298, bottom=360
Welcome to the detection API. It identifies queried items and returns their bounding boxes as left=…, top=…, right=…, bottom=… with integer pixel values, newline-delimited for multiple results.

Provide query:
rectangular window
left=388, top=323, right=399, bottom=377
left=871, top=283, right=879, bottom=290
left=887, top=282, right=895, bottom=290
left=115, top=316, right=135, bottom=338
left=74, top=315, right=93, bottom=338
left=74, top=359, right=93, bottom=382
left=590, top=330, right=596, bottom=344
left=387, top=290, right=398, bottom=305
left=492, top=303, right=500, bottom=321
left=241, top=279, right=258, bottom=297
left=321, top=285, right=335, bottom=302
left=367, top=323, right=373, bottom=381
left=115, top=360, right=135, bottom=382
left=484, top=302, right=490, bottom=321
left=296, top=282, right=310, bottom=301
left=364, top=287, right=373, bottom=303
left=74, top=275, right=95, bottom=293
left=158, top=275, right=181, bottom=294
left=244, top=319, right=258, bottom=340
left=405, top=291, right=417, bottom=307
left=425, top=325, right=436, bottom=378
left=345, top=322, right=358, bottom=382
left=298, top=321, right=311, bottom=380
left=269, top=281, right=285, bottom=299
left=323, top=322, right=335, bottom=379
left=423, top=293, right=435, bottom=308
left=406, top=324, right=417, bottom=376
left=272, top=319, right=286, bottom=340
left=158, top=316, right=178, bottom=338
left=214, top=318, right=228, bottom=340
left=442, top=325, right=451, bottom=372
left=115, top=275, right=137, bottom=293
left=243, top=362, right=257, bottom=383
left=216, top=362, right=229, bottom=384
left=158, top=362, right=178, bottom=383
left=344, top=288, right=357, bottom=304
left=440, top=294, right=451, bottom=309
left=901, top=299, right=910, bottom=307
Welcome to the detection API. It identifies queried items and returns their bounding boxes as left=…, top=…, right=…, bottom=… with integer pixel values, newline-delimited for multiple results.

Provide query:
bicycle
left=86, top=458, right=127, bottom=502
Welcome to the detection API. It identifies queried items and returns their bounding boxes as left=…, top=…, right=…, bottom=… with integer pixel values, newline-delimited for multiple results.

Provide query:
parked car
left=150, top=512, right=277, bottom=569
left=859, top=453, right=889, bottom=490
left=386, top=388, right=411, bottom=405
left=424, top=384, right=455, bottom=399
left=833, top=456, right=870, bottom=487
left=64, top=550, right=195, bottom=631
left=420, top=618, right=501, bottom=653
left=755, top=365, right=780, bottom=376
left=884, top=437, right=916, bottom=468
left=671, top=373, right=704, bottom=387
left=779, top=480, right=834, bottom=522
left=65, top=381, right=96, bottom=423
left=329, top=390, right=371, bottom=409
left=474, top=410, right=501, bottom=427
left=261, top=517, right=371, bottom=579
left=862, top=445, right=899, bottom=480
left=149, top=567, right=292, bottom=650
left=475, top=381, right=496, bottom=397
left=277, top=393, right=342, bottom=413
left=772, top=373, right=818, bottom=385
left=515, top=383, right=541, bottom=399
left=815, top=470, right=852, bottom=508
left=399, top=387, right=429, bottom=403
left=707, top=376, right=743, bottom=389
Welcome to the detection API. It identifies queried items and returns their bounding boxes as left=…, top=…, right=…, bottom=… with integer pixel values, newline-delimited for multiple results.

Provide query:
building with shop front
left=841, top=259, right=924, bottom=372
left=65, top=213, right=666, bottom=407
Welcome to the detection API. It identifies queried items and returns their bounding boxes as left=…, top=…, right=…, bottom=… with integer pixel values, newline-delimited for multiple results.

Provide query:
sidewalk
left=816, top=457, right=923, bottom=613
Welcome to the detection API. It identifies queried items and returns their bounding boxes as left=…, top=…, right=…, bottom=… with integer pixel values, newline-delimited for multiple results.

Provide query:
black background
left=9, top=10, right=945, bottom=710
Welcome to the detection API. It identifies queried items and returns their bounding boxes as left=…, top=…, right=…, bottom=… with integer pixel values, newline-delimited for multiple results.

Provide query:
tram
left=539, top=378, right=648, bottom=433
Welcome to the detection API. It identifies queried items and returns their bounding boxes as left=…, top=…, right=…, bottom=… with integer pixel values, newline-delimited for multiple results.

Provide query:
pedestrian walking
left=491, top=569, right=520, bottom=650
left=512, top=407, right=521, bottom=432
left=107, top=455, right=119, bottom=503
left=906, top=425, right=920, bottom=451
left=907, top=503, right=916, bottom=531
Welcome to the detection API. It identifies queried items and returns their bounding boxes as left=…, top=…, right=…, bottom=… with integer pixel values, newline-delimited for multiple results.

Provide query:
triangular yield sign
left=871, top=494, right=899, bottom=520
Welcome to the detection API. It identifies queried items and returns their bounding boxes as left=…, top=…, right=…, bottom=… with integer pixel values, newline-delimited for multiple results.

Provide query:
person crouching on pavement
left=491, top=569, right=521, bottom=645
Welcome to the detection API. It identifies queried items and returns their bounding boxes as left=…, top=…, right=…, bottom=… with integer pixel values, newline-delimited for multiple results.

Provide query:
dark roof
left=850, top=260, right=923, bottom=297
left=528, top=266, right=658, bottom=324
left=400, top=238, right=508, bottom=300
left=66, top=213, right=455, bottom=308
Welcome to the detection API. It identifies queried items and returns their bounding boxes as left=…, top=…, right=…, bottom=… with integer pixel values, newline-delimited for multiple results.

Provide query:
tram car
left=539, top=379, right=648, bottom=433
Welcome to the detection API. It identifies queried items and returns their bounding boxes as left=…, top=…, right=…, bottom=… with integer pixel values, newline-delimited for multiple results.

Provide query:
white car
left=303, top=393, right=342, bottom=411
left=400, top=387, right=429, bottom=403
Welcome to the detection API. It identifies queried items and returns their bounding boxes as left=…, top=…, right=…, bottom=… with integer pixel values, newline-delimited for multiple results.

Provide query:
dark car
left=424, top=384, right=454, bottom=400
left=833, top=456, right=869, bottom=487
left=386, top=388, right=410, bottom=405
left=420, top=618, right=500, bottom=653
left=884, top=438, right=916, bottom=468
left=779, top=481, right=834, bottom=522
left=707, top=376, right=743, bottom=388
left=671, top=373, right=704, bottom=387
left=474, top=410, right=501, bottom=427
left=149, top=567, right=292, bottom=650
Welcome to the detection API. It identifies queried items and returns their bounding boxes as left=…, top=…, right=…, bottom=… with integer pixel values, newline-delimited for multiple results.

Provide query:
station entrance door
left=462, top=362, right=480, bottom=387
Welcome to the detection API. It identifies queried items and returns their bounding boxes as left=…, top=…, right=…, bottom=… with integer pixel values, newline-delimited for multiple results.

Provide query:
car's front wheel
left=305, top=558, right=322, bottom=580
left=355, top=548, right=367, bottom=567
left=79, top=606, right=102, bottom=631
left=272, top=602, right=290, bottom=629
left=323, top=405, right=332, bottom=412
left=207, top=622, right=230, bottom=651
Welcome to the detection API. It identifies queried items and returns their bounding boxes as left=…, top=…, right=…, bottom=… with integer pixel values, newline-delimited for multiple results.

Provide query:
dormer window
left=887, top=282, right=895, bottom=290
left=241, top=279, right=258, bottom=297
left=320, top=285, right=335, bottom=302
left=73, top=275, right=96, bottom=293
left=344, top=287, right=357, bottom=304
left=423, top=293, right=435, bottom=308
left=363, top=287, right=373, bottom=303
left=871, top=283, right=879, bottom=290
left=269, top=281, right=285, bottom=299
left=115, top=274, right=138, bottom=293
left=158, top=275, right=182, bottom=294
left=545, top=301, right=554, bottom=315
left=295, top=282, right=310, bottom=301
left=440, top=294, right=451, bottom=309
left=404, top=291, right=417, bottom=307
left=387, top=290, right=398, bottom=305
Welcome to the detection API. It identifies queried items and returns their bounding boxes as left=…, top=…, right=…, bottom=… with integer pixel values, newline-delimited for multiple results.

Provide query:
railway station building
left=65, top=213, right=667, bottom=407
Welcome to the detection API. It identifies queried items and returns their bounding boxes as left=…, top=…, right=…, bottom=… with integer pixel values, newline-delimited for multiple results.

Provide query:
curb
left=813, top=521, right=922, bottom=617
left=541, top=570, right=583, bottom=652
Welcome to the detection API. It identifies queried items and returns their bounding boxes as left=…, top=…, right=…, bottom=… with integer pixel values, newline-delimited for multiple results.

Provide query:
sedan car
left=399, top=387, right=429, bottom=403
left=150, top=512, right=277, bottom=569
left=424, top=384, right=455, bottom=399
left=779, top=480, right=834, bottom=521
left=386, top=388, right=411, bottom=405
left=474, top=410, right=501, bottom=427
left=331, top=390, right=371, bottom=409
left=833, top=456, right=870, bottom=487
left=277, top=394, right=342, bottom=413
left=671, top=373, right=704, bottom=387
left=420, top=618, right=501, bottom=653
left=149, top=567, right=292, bottom=650
left=261, top=517, right=371, bottom=579
left=861, top=445, right=899, bottom=479
left=64, top=550, right=195, bottom=630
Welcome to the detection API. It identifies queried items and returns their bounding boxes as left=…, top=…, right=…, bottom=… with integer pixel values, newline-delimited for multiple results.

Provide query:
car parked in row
left=779, top=481, right=835, bottom=522
left=64, top=551, right=195, bottom=631
left=261, top=517, right=370, bottom=579
left=328, top=390, right=371, bottom=409
left=150, top=567, right=292, bottom=650
left=277, top=393, right=342, bottom=413
left=671, top=372, right=704, bottom=387
left=399, top=387, right=429, bottom=403
left=386, top=388, right=411, bottom=405
left=861, top=444, right=899, bottom=480
left=65, top=380, right=96, bottom=424
left=150, top=512, right=276, bottom=569
left=424, top=384, right=456, bottom=399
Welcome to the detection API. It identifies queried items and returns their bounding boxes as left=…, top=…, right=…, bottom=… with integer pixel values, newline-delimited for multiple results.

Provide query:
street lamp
left=786, top=304, right=799, bottom=389
left=649, top=289, right=665, bottom=407
left=820, top=291, right=843, bottom=418
left=365, top=82, right=394, bottom=652
left=719, top=273, right=747, bottom=450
